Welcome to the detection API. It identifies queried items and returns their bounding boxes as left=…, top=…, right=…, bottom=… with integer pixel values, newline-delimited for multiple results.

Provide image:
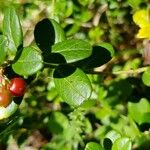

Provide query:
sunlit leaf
left=112, top=137, right=132, bottom=150
left=85, top=142, right=104, bottom=150
left=12, top=47, right=43, bottom=76
left=128, top=98, right=150, bottom=124
left=0, top=35, right=8, bottom=65
left=3, top=7, right=23, bottom=55
left=52, top=39, right=92, bottom=63
left=105, top=130, right=121, bottom=143
left=54, top=65, right=92, bottom=107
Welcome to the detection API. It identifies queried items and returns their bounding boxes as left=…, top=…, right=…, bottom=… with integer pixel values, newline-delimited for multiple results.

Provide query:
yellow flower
left=133, top=9, right=150, bottom=38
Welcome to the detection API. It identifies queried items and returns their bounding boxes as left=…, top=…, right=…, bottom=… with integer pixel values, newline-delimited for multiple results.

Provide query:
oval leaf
left=112, top=137, right=132, bottom=150
left=50, top=19, right=66, bottom=44
left=0, top=35, right=8, bottom=65
left=34, top=18, right=65, bottom=53
left=54, top=65, right=92, bottom=107
left=3, top=7, right=23, bottom=55
left=99, top=42, right=115, bottom=57
left=85, top=142, right=104, bottom=150
left=75, top=44, right=113, bottom=70
left=12, top=47, right=43, bottom=76
left=52, top=39, right=92, bottom=63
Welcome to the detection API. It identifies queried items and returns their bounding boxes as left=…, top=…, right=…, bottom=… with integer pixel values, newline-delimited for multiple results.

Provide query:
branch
left=112, top=66, right=148, bottom=75
left=88, top=66, right=149, bottom=76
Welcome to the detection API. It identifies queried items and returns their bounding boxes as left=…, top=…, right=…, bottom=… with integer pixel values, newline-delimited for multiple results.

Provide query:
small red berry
left=9, top=77, right=26, bottom=97
left=0, top=74, right=12, bottom=107
left=0, top=88, right=12, bottom=107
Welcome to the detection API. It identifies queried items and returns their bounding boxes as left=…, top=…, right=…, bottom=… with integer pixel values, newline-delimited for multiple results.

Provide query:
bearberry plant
left=0, top=1, right=150, bottom=150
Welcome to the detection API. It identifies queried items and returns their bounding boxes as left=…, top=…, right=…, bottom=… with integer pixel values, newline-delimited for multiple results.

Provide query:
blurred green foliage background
left=0, top=0, right=150, bottom=150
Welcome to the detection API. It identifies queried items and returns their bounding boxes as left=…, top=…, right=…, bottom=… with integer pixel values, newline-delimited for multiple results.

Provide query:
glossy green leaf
left=112, top=137, right=132, bottom=150
left=75, top=45, right=113, bottom=70
left=50, top=19, right=66, bottom=43
left=54, top=65, right=92, bottom=107
left=105, top=130, right=121, bottom=143
left=34, top=18, right=65, bottom=53
left=99, top=42, right=115, bottom=57
left=3, top=7, right=23, bottom=55
left=85, top=142, right=104, bottom=150
left=52, top=39, right=92, bottom=63
left=142, top=67, right=150, bottom=86
left=128, top=98, right=150, bottom=125
left=0, top=35, right=8, bottom=65
left=12, top=46, right=43, bottom=76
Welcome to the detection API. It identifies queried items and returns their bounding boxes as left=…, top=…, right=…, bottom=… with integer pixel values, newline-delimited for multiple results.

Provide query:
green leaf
left=52, top=39, right=92, bottom=63
left=3, top=7, right=23, bottom=55
left=99, top=42, right=115, bottom=57
left=80, top=99, right=96, bottom=109
left=12, top=46, right=43, bottom=76
left=128, top=98, right=150, bottom=124
left=50, top=19, right=66, bottom=44
left=55, top=0, right=73, bottom=18
left=34, top=18, right=65, bottom=53
left=112, top=137, right=132, bottom=150
left=85, top=142, right=104, bottom=150
left=0, top=35, right=8, bottom=65
left=80, top=10, right=93, bottom=22
left=105, top=130, right=121, bottom=143
left=75, top=45, right=113, bottom=70
left=142, top=67, right=150, bottom=86
left=54, top=65, right=92, bottom=107
left=140, top=112, right=150, bottom=124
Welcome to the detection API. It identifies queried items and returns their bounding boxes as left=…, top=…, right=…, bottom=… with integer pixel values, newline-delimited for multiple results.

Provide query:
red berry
left=0, top=88, right=12, bottom=107
left=0, top=75, right=12, bottom=107
left=9, top=77, right=26, bottom=97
